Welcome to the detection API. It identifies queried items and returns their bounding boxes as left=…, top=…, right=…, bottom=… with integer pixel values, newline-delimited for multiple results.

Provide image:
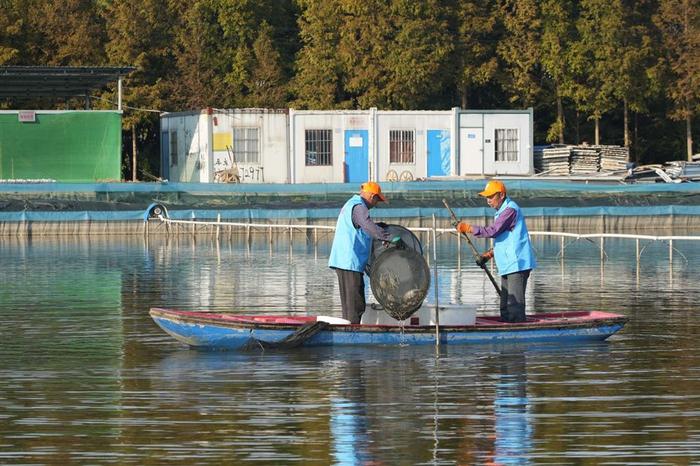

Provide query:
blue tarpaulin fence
left=1, top=181, right=699, bottom=222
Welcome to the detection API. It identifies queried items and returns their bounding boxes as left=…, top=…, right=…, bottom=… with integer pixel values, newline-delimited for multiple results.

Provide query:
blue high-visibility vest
left=328, top=195, right=373, bottom=272
left=493, top=197, right=537, bottom=276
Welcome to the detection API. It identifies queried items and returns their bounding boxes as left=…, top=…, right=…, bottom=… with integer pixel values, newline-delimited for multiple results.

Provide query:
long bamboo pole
left=442, top=199, right=502, bottom=297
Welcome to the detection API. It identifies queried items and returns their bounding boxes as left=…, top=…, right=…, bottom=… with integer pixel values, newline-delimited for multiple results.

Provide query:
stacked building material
left=596, top=145, right=629, bottom=171
left=664, top=161, right=700, bottom=180
left=533, top=146, right=546, bottom=172
left=535, top=144, right=631, bottom=176
left=570, top=146, right=600, bottom=174
left=534, top=146, right=571, bottom=175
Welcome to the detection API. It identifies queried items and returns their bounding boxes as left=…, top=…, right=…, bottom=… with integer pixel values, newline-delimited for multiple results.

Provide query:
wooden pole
left=432, top=214, right=439, bottom=346
left=132, top=123, right=137, bottom=182
left=441, top=199, right=502, bottom=296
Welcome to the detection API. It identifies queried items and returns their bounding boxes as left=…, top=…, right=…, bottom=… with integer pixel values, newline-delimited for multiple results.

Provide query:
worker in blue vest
left=456, top=180, right=537, bottom=322
left=329, top=182, right=393, bottom=324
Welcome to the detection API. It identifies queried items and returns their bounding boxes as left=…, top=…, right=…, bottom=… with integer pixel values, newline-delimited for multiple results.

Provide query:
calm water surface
left=1, top=234, right=700, bottom=465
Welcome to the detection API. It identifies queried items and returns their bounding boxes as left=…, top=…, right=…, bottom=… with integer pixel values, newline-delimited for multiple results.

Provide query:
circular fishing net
left=370, top=223, right=423, bottom=262
left=368, top=231, right=431, bottom=321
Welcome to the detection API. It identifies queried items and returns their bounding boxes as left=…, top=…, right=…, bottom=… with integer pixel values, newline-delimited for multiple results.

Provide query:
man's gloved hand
left=390, top=235, right=406, bottom=249
left=475, top=250, right=494, bottom=267
left=456, top=221, right=472, bottom=234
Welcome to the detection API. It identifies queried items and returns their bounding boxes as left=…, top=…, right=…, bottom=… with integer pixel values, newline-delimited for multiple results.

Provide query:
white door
left=459, top=128, right=483, bottom=175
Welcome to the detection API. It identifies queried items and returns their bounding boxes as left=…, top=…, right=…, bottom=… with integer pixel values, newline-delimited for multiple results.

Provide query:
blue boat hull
left=150, top=308, right=628, bottom=351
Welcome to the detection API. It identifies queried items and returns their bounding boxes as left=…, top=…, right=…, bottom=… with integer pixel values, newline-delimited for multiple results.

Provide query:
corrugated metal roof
left=0, top=65, right=135, bottom=99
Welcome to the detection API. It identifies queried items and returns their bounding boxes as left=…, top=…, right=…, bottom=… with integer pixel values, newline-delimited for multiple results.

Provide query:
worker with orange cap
left=456, top=180, right=536, bottom=322
left=329, top=182, right=393, bottom=323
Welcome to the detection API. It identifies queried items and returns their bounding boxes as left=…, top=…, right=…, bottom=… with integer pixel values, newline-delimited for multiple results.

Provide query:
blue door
left=427, top=129, right=451, bottom=177
left=344, top=130, right=368, bottom=183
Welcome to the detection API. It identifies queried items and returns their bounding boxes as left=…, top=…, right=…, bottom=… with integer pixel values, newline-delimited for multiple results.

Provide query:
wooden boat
left=149, top=307, right=628, bottom=351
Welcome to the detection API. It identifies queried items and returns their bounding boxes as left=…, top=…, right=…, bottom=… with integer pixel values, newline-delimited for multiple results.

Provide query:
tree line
left=1, top=0, right=698, bottom=179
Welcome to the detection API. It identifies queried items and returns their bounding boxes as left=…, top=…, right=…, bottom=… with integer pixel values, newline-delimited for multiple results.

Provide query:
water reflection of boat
left=149, top=308, right=627, bottom=351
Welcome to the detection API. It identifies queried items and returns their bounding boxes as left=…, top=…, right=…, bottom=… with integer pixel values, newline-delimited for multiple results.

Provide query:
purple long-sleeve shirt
left=351, top=200, right=392, bottom=241
left=471, top=206, right=517, bottom=239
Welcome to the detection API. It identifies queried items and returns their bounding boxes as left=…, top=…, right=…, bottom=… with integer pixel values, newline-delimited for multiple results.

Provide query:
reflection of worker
left=329, top=182, right=392, bottom=324
left=456, top=180, right=536, bottom=322
left=330, top=359, right=374, bottom=464
left=487, top=352, right=533, bottom=464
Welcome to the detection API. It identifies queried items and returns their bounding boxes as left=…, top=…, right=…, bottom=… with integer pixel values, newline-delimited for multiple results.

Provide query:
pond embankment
left=0, top=179, right=698, bottom=236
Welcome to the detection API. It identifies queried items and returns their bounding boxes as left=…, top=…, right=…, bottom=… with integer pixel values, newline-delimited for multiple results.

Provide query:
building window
left=305, top=129, right=332, bottom=166
left=389, top=130, right=415, bottom=164
left=233, top=127, right=259, bottom=164
left=169, top=131, right=178, bottom=166
left=495, top=128, right=519, bottom=162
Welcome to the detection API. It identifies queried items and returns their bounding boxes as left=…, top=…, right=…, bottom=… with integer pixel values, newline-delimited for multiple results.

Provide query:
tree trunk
left=687, top=113, right=694, bottom=162
left=557, top=93, right=564, bottom=144
left=623, top=98, right=629, bottom=148
left=594, top=117, right=600, bottom=145
left=132, top=124, right=137, bottom=182
left=461, top=88, right=468, bottom=109
left=575, top=110, right=580, bottom=144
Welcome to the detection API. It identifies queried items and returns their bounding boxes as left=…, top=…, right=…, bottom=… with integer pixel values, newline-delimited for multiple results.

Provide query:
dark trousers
left=500, top=270, right=531, bottom=323
left=334, top=268, right=365, bottom=324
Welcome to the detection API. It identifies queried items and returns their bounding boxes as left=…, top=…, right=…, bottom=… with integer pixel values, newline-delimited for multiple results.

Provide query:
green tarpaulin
left=0, top=111, right=121, bottom=182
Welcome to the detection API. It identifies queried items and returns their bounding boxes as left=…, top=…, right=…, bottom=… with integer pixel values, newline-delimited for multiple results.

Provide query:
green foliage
left=451, top=0, right=500, bottom=108
left=31, top=0, right=107, bottom=66
left=539, top=0, right=575, bottom=142
left=546, top=119, right=565, bottom=144
left=1, top=0, right=698, bottom=165
left=654, top=0, right=700, bottom=121
left=335, top=0, right=392, bottom=108
left=569, top=0, right=625, bottom=121
left=619, top=0, right=657, bottom=115
left=496, top=0, right=542, bottom=107
left=0, top=0, right=30, bottom=65
left=169, top=0, right=226, bottom=109
left=103, top=0, right=176, bottom=124
left=292, top=0, right=350, bottom=109
left=294, top=0, right=453, bottom=110
left=381, top=0, right=453, bottom=109
left=247, top=22, right=288, bottom=108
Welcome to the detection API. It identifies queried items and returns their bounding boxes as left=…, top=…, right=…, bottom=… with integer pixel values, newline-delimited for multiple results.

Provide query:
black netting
left=368, top=225, right=430, bottom=321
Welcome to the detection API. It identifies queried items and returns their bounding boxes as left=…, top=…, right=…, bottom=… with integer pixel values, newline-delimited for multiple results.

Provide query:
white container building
left=289, top=108, right=458, bottom=183
left=458, top=109, right=533, bottom=177
left=160, top=107, right=533, bottom=183
left=160, top=108, right=289, bottom=183
left=289, top=108, right=532, bottom=183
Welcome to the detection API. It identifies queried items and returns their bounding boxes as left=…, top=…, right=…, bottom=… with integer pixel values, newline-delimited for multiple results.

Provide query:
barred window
left=305, top=129, right=332, bottom=166
left=169, top=131, right=178, bottom=166
left=495, top=128, right=519, bottom=162
left=389, top=130, right=415, bottom=164
left=233, top=127, right=259, bottom=164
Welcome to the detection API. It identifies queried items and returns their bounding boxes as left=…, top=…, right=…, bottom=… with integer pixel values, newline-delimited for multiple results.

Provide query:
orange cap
left=360, top=181, right=387, bottom=202
left=478, top=180, right=506, bottom=197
